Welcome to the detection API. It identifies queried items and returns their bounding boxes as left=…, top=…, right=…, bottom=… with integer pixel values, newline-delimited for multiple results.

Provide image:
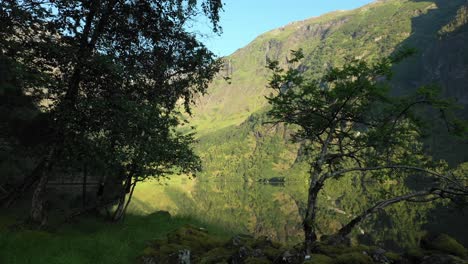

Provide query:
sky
left=193, top=0, right=375, bottom=57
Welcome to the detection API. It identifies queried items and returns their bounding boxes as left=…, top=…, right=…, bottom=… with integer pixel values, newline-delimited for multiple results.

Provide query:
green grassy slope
left=190, top=0, right=468, bottom=179
left=131, top=0, right=468, bottom=248
left=171, top=0, right=468, bottom=245
left=0, top=212, right=231, bottom=264
left=191, top=0, right=467, bottom=137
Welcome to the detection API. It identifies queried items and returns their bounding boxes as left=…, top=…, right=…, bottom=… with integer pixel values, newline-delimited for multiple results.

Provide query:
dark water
left=131, top=178, right=468, bottom=249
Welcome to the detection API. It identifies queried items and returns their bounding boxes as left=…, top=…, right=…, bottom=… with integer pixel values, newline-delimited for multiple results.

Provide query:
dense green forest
left=1, top=0, right=468, bottom=263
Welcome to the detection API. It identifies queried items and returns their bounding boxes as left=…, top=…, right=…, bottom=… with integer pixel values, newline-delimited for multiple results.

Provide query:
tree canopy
left=266, top=49, right=468, bottom=254
left=0, top=0, right=224, bottom=223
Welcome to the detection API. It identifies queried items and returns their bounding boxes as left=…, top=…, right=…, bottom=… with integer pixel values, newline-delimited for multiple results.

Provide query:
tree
left=266, top=50, right=468, bottom=254
left=0, top=0, right=223, bottom=224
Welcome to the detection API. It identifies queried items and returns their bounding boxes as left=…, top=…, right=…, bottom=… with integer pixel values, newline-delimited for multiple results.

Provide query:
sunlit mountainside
left=131, top=0, right=468, bottom=247
left=191, top=0, right=468, bottom=137
left=184, top=0, right=468, bottom=183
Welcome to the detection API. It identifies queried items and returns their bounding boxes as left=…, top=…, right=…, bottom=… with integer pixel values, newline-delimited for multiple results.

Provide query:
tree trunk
left=120, top=182, right=137, bottom=221
left=82, top=164, right=87, bottom=208
left=30, top=171, right=49, bottom=226
left=112, top=191, right=126, bottom=222
left=2, top=158, right=47, bottom=207
left=112, top=175, right=132, bottom=222
left=29, top=148, right=55, bottom=226
left=303, top=180, right=323, bottom=254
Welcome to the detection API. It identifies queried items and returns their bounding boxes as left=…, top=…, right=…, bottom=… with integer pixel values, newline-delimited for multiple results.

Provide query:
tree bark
left=303, top=128, right=334, bottom=254
left=30, top=171, right=49, bottom=225
left=121, top=182, right=137, bottom=221
left=29, top=149, right=55, bottom=226
left=303, top=179, right=323, bottom=254
left=82, top=164, right=87, bottom=208
left=111, top=174, right=132, bottom=221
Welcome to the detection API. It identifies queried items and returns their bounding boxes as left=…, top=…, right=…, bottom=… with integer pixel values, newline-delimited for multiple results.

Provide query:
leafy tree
left=266, top=50, right=468, bottom=254
left=0, top=0, right=223, bottom=224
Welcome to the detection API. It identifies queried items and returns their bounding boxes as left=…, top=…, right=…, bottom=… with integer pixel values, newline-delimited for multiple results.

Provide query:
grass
left=0, top=211, right=232, bottom=264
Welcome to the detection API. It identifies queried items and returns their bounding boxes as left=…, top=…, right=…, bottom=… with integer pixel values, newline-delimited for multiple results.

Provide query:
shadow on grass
left=0, top=211, right=234, bottom=264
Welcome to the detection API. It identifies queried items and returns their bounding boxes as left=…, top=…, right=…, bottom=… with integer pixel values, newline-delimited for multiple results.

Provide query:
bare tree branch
left=336, top=189, right=443, bottom=238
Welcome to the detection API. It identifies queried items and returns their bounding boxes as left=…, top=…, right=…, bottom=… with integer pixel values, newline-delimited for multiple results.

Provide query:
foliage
left=421, top=233, right=467, bottom=258
left=265, top=49, right=467, bottom=251
left=127, top=0, right=468, bottom=251
left=191, top=0, right=468, bottom=143
left=0, top=0, right=224, bottom=220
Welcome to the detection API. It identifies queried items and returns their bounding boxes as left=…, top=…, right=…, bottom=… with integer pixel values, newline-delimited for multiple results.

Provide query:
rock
left=281, top=250, right=295, bottom=263
left=252, top=248, right=264, bottom=258
left=277, top=248, right=304, bottom=264
left=199, top=247, right=233, bottom=263
left=370, top=248, right=391, bottom=264
left=334, top=252, right=373, bottom=264
left=140, top=256, right=157, bottom=264
left=229, top=246, right=248, bottom=263
left=303, top=254, right=333, bottom=264
left=227, top=234, right=255, bottom=248
left=177, top=249, right=190, bottom=264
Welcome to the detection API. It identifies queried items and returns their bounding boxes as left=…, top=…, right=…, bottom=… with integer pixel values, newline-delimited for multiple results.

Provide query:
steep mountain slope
left=192, top=0, right=468, bottom=137
left=192, top=0, right=468, bottom=179
left=133, top=0, right=468, bottom=248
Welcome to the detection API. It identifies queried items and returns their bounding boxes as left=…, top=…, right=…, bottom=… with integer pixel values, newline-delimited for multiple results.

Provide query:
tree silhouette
left=0, top=0, right=223, bottom=224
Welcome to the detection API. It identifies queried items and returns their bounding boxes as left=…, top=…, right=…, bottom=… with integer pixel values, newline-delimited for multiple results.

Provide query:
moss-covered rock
left=139, top=225, right=225, bottom=263
left=262, top=245, right=283, bottom=260
left=165, top=224, right=224, bottom=252
left=199, top=247, right=232, bottom=264
left=314, top=242, right=373, bottom=257
left=142, top=246, right=158, bottom=256
left=244, top=257, right=271, bottom=264
left=384, top=251, right=402, bottom=262
left=139, top=226, right=285, bottom=263
left=421, top=233, right=467, bottom=258
left=333, top=252, right=373, bottom=264
left=140, top=227, right=468, bottom=264
left=304, top=254, right=333, bottom=264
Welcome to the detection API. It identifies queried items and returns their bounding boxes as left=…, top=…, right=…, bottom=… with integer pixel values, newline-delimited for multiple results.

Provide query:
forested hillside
left=191, top=0, right=468, bottom=182
left=2, top=0, right=468, bottom=263
left=132, top=0, right=468, bottom=249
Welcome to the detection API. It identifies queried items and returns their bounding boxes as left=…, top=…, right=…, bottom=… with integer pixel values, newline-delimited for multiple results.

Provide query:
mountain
left=132, top=0, right=468, bottom=247
left=193, top=0, right=467, bottom=133
left=191, top=0, right=468, bottom=182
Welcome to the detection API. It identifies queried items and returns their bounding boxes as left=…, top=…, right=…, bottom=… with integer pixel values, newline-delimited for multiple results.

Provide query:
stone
left=370, top=248, right=391, bottom=264
left=178, top=249, right=190, bottom=264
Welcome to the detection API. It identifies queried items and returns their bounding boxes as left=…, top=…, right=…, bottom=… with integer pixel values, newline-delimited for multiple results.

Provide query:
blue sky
left=193, top=0, right=375, bottom=57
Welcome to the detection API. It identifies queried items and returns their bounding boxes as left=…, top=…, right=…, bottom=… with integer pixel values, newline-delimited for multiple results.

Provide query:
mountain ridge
left=191, top=0, right=468, bottom=181
left=133, top=0, right=468, bottom=248
left=191, top=0, right=467, bottom=138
